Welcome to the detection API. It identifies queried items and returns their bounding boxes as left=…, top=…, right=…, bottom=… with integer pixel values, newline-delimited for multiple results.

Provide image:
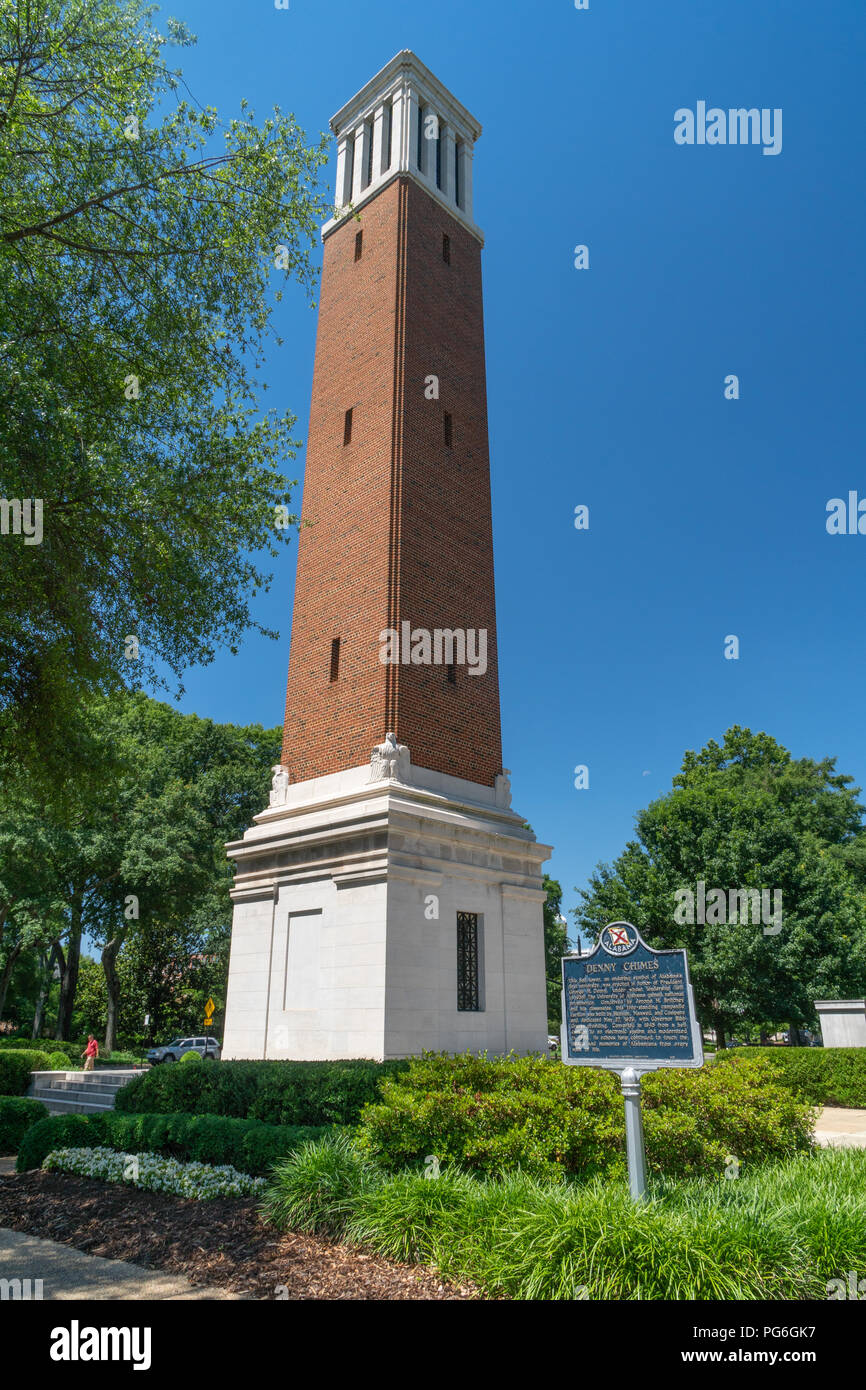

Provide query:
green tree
left=0, top=0, right=330, bottom=791
left=542, top=874, right=568, bottom=1031
left=82, top=692, right=278, bottom=1048
left=0, top=690, right=279, bottom=1044
left=574, top=727, right=866, bottom=1046
left=0, top=789, right=69, bottom=1023
left=70, top=955, right=108, bottom=1038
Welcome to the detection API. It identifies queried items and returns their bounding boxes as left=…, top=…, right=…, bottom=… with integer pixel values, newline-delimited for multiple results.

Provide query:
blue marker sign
left=561, top=921, right=703, bottom=1072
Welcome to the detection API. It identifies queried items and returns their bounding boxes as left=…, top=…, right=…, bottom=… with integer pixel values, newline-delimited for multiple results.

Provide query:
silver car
left=146, top=1035, right=221, bottom=1063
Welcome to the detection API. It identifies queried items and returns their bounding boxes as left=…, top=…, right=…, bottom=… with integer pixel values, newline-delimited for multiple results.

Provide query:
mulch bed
left=0, top=1170, right=479, bottom=1300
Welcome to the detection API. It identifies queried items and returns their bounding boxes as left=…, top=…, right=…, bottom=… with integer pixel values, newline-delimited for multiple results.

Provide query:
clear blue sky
left=155, top=0, right=866, bottom=926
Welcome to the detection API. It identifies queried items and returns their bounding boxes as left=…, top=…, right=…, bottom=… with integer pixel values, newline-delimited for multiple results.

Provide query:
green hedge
left=0, top=1050, right=51, bottom=1095
left=0, top=1097, right=48, bottom=1153
left=17, top=1110, right=329, bottom=1177
left=115, top=1059, right=409, bottom=1126
left=712, top=1047, right=866, bottom=1107
left=0, top=1039, right=141, bottom=1068
left=0, top=1039, right=75, bottom=1063
left=354, top=1052, right=814, bottom=1181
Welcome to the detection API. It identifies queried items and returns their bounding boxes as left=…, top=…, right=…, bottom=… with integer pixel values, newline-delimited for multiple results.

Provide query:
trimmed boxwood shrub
left=0, top=1049, right=51, bottom=1095
left=0, top=1097, right=49, bottom=1153
left=45, top=1052, right=74, bottom=1071
left=115, top=1060, right=262, bottom=1118
left=357, top=1053, right=624, bottom=1180
left=354, top=1052, right=813, bottom=1181
left=115, top=1058, right=409, bottom=1125
left=248, top=1061, right=410, bottom=1126
left=641, top=1056, right=813, bottom=1175
left=16, top=1109, right=329, bottom=1176
left=16, top=1113, right=96, bottom=1170
left=712, top=1047, right=866, bottom=1107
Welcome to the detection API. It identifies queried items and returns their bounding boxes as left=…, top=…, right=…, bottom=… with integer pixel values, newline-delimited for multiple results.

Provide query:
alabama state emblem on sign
left=599, top=922, right=638, bottom=956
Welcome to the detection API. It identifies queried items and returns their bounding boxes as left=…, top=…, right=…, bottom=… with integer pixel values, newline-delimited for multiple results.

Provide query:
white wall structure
left=814, top=1000, right=866, bottom=1048
left=222, top=751, right=550, bottom=1060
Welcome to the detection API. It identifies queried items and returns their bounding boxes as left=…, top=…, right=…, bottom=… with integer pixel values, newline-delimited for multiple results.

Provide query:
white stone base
left=222, top=762, right=551, bottom=1060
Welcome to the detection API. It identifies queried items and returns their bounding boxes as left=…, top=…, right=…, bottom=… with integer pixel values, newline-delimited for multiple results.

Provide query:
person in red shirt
left=81, top=1035, right=99, bottom=1072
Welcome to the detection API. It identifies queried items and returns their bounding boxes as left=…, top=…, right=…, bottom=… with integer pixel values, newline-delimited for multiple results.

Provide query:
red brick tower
left=281, top=53, right=501, bottom=787
left=223, top=54, right=550, bottom=1063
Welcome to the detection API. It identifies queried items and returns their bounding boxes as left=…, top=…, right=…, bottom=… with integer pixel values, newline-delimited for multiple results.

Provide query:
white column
left=335, top=135, right=352, bottom=210
left=351, top=123, right=368, bottom=202
left=441, top=124, right=456, bottom=202
left=371, top=103, right=386, bottom=183
left=419, top=105, right=437, bottom=183
left=407, top=88, right=421, bottom=172
left=458, top=141, right=474, bottom=217
left=391, top=89, right=407, bottom=172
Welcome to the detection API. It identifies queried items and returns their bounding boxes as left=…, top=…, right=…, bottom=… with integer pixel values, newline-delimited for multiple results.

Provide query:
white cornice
left=330, top=50, right=482, bottom=143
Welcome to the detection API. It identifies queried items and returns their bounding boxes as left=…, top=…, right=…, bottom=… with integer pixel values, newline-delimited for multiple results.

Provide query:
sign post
left=619, top=1068, right=647, bottom=1200
left=561, top=921, right=703, bottom=1201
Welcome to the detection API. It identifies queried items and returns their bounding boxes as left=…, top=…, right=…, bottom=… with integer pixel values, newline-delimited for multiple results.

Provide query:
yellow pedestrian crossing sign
left=204, top=998, right=215, bottom=1028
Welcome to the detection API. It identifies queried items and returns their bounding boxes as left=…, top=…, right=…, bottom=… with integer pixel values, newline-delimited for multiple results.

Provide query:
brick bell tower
left=223, top=52, right=551, bottom=1061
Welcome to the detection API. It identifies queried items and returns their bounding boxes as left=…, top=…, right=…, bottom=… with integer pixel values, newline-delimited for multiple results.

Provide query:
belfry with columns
left=328, top=51, right=479, bottom=234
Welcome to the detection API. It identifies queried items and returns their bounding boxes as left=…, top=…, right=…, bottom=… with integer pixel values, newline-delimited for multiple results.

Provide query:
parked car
left=146, top=1035, right=221, bottom=1064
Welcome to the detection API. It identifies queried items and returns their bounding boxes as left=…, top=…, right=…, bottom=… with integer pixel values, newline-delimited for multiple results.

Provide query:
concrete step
left=31, top=1093, right=119, bottom=1116
left=27, top=1069, right=143, bottom=1116
left=31, top=1083, right=120, bottom=1103
left=32, top=1073, right=137, bottom=1093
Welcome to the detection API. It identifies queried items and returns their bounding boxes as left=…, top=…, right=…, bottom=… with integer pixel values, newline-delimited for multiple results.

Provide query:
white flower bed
left=42, top=1146, right=266, bottom=1200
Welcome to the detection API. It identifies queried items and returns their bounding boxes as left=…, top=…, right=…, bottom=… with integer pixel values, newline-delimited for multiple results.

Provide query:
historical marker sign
left=560, top=922, right=703, bottom=1201
left=561, top=921, right=703, bottom=1071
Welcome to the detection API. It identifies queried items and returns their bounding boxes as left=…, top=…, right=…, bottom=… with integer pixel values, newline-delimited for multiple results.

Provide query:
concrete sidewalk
left=814, top=1106, right=866, bottom=1148
left=0, top=1228, right=244, bottom=1300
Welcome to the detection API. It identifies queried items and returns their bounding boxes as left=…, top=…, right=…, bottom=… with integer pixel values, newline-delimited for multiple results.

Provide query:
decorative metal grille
left=457, top=911, right=480, bottom=1011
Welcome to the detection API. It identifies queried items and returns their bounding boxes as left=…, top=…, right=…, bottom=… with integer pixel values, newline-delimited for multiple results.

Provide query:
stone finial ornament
left=269, top=764, right=291, bottom=807
left=369, top=732, right=410, bottom=783
left=494, top=768, right=512, bottom=808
